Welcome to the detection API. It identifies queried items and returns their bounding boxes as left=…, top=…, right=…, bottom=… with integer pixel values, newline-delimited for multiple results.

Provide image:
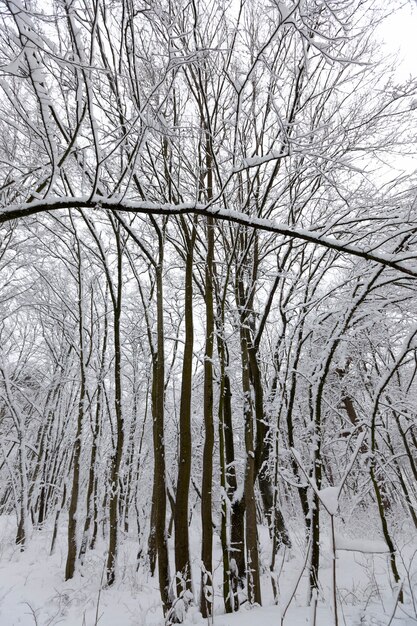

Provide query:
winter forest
left=0, top=0, right=417, bottom=624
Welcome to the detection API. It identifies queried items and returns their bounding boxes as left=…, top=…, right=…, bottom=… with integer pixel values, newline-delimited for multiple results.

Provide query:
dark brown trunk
left=65, top=239, right=86, bottom=580
left=241, top=332, right=261, bottom=606
left=174, top=224, right=195, bottom=600
left=106, top=222, right=125, bottom=586
left=153, top=230, right=172, bottom=615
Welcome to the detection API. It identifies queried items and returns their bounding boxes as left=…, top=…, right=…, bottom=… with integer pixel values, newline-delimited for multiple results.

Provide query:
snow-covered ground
left=0, top=514, right=416, bottom=625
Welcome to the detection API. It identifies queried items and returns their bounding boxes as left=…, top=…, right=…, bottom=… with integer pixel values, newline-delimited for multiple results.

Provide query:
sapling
left=292, top=431, right=366, bottom=626
left=280, top=538, right=312, bottom=626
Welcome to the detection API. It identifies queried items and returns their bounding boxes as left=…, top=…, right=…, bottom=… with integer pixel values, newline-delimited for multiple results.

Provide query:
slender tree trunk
left=369, top=462, right=402, bottom=597
left=153, top=225, right=172, bottom=615
left=0, top=366, right=31, bottom=549
left=122, top=362, right=139, bottom=533
left=309, top=385, right=323, bottom=600
left=215, top=303, right=242, bottom=611
left=50, top=478, right=67, bottom=554
left=79, top=309, right=107, bottom=562
left=65, top=241, right=86, bottom=581
left=249, top=344, right=290, bottom=550
left=284, top=333, right=310, bottom=528
left=386, top=434, right=417, bottom=529
left=15, top=428, right=29, bottom=549
left=148, top=434, right=158, bottom=576
left=241, top=330, right=261, bottom=606
left=106, top=222, right=125, bottom=586
left=213, top=288, right=242, bottom=613
left=200, top=215, right=215, bottom=618
left=90, top=471, right=99, bottom=550
left=218, top=338, right=234, bottom=613
left=174, top=223, right=195, bottom=601
left=235, top=242, right=262, bottom=605
left=199, top=121, right=216, bottom=617
left=370, top=398, right=402, bottom=602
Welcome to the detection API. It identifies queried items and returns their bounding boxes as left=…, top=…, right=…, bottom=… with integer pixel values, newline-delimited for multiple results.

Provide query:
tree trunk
left=106, top=221, right=125, bottom=586
left=153, top=226, right=172, bottom=615
left=241, top=332, right=261, bottom=606
left=65, top=239, right=86, bottom=580
left=200, top=215, right=215, bottom=618
left=79, top=315, right=106, bottom=562
left=174, top=223, right=195, bottom=602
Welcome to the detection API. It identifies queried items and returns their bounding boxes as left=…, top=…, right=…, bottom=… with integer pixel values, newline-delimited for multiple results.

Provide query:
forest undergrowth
left=1, top=509, right=416, bottom=626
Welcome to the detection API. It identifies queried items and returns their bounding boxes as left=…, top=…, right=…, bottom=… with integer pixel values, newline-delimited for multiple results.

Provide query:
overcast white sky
left=378, top=2, right=417, bottom=80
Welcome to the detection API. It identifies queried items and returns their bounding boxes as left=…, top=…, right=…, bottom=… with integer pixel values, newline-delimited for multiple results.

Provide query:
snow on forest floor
left=0, top=514, right=416, bottom=626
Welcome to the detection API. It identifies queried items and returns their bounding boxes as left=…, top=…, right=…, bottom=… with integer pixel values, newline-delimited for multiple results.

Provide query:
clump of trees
left=0, top=0, right=416, bottom=623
